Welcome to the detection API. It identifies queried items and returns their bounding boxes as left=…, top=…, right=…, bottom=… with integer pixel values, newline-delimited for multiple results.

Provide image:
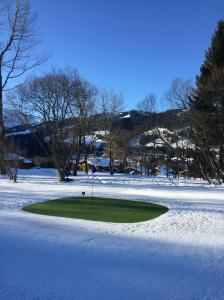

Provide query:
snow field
left=0, top=168, right=224, bottom=299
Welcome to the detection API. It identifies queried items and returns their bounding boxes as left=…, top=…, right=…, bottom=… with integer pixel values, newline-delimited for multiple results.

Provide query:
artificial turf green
left=23, top=197, right=168, bottom=223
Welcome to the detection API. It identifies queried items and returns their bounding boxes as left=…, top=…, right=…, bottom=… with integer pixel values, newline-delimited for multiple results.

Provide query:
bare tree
left=163, top=78, right=193, bottom=110
left=11, top=69, right=79, bottom=181
left=98, top=89, right=124, bottom=175
left=163, top=76, right=224, bottom=183
left=136, top=93, right=156, bottom=113
left=69, top=78, right=96, bottom=175
left=0, top=140, right=22, bottom=182
left=136, top=93, right=161, bottom=175
left=115, top=129, right=134, bottom=174
left=0, top=0, right=47, bottom=173
left=160, top=78, right=217, bottom=182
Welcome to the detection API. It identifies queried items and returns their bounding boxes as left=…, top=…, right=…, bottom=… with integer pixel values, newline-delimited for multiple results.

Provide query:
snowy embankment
left=0, top=169, right=224, bottom=300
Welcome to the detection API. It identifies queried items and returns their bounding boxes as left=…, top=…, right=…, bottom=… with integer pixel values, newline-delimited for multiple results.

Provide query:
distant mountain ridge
left=5, top=109, right=185, bottom=157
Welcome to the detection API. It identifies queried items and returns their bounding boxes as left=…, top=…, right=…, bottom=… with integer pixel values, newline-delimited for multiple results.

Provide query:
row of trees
left=6, top=69, right=124, bottom=181
left=155, top=21, right=224, bottom=184
left=1, top=1, right=224, bottom=184
left=0, top=0, right=126, bottom=181
left=0, top=0, right=137, bottom=182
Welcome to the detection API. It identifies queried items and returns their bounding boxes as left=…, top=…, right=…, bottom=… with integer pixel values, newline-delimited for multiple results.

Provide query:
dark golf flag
left=91, top=164, right=97, bottom=173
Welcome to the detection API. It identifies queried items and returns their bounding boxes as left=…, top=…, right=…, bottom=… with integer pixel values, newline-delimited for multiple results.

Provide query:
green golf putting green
left=23, top=197, right=168, bottom=223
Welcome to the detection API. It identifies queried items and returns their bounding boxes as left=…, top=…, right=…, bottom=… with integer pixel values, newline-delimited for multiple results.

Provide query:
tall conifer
left=191, top=20, right=224, bottom=181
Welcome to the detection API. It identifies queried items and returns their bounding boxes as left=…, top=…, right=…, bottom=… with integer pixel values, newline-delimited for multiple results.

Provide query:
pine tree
left=194, top=20, right=224, bottom=109
left=191, top=20, right=224, bottom=182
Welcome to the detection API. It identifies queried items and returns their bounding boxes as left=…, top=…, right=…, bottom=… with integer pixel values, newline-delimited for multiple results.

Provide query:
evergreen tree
left=191, top=20, right=224, bottom=182
left=194, top=20, right=224, bottom=110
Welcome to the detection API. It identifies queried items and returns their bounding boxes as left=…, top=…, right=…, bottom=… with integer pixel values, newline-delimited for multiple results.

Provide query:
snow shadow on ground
left=0, top=226, right=223, bottom=300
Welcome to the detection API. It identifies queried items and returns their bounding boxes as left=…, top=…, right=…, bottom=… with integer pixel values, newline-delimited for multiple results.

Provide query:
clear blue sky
left=30, top=0, right=224, bottom=110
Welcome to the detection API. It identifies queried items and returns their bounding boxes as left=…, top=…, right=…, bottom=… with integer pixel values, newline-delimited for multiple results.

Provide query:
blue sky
left=29, top=0, right=224, bottom=110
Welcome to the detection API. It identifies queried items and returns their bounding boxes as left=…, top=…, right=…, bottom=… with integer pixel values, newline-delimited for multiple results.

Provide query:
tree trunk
left=0, top=70, right=5, bottom=174
left=73, top=135, right=81, bottom=176
left=219, top=144, right=224, bottom=182
left=57, top=168, right=66, bottom=181
left=199, top=162, right=212, bottom=184
left=109, top=146, right=114, bottom=175
left=123, top=151, right=127, bottom=174
left=0, top=69, right=4, bottom=139
left=83, top=135, right=88, bottom=174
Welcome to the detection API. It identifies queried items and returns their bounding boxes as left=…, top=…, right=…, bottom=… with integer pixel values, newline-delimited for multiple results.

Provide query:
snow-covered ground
left=1, top=168, right=224, bottom=300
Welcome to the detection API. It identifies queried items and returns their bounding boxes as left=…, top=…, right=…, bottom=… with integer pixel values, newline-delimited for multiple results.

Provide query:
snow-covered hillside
left=0, top=169, right=224, bottom=299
